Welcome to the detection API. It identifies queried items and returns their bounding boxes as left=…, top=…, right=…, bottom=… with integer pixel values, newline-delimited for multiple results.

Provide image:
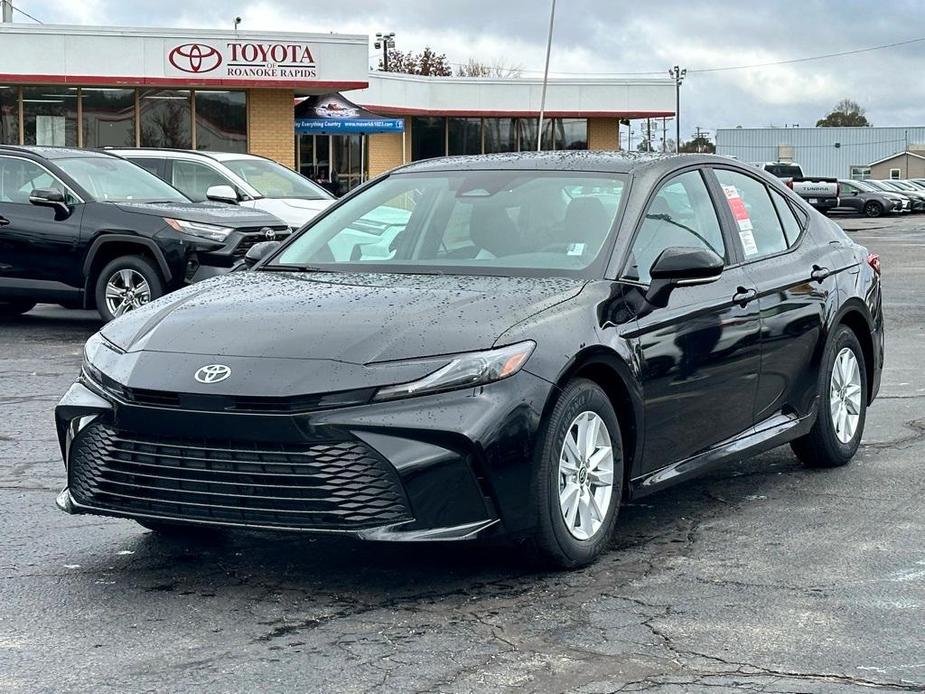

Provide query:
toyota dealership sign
left=166, top=40, right=318, bottom=80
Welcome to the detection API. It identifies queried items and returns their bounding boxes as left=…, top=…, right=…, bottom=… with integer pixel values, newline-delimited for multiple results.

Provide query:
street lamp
left=668, top=65, right=686, bottom=153
left=375, top=32, right=396, bottom=71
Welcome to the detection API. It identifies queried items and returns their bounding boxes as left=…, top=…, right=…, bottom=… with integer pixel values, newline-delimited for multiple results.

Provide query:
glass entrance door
left=297, top=133, right=366, bottom=196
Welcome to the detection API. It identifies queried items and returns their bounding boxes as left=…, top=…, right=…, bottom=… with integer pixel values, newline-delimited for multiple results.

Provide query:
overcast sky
left=22, top=0, right=925, bottom=140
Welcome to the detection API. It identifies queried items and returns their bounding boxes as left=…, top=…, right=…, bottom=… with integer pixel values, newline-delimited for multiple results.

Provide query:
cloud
left=19, top=0, right=925, bottom=135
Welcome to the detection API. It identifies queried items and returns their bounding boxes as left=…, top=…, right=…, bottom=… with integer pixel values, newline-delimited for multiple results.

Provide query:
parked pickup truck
left=759, top=162, right=839, bottom=213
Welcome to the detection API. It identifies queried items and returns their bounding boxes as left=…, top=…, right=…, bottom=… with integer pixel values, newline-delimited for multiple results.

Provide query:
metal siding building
left=715, top=127, right=925, bottom=179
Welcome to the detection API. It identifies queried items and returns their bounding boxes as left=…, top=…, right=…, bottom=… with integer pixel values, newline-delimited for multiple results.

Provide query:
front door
left=622, top=169, right=762, bottom=473
left=0, top=156, right=85, bottom=294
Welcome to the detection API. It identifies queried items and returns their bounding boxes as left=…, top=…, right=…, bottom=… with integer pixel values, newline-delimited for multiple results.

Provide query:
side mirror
left=206, top=185, right=239, bottom=204
left=29, top=188, right=71, bottom=216
left=243, top=240, right=280, bottom=268
left=645, top=247, right=724, bottom=308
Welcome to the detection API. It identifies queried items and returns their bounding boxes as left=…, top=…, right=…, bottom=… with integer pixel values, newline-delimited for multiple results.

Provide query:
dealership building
left=716, top=126, right=925, bottom=180
left=0, top=23, right=677, bottom=191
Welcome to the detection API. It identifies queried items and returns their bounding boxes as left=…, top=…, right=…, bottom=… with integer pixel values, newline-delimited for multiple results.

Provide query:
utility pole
left=1, top=0, right=13, bottom=22
left=668, top=65, right=686, bottom=153
left=374, top=32, right=396, bottom=71
left=536, top=0, right=557, bottom=151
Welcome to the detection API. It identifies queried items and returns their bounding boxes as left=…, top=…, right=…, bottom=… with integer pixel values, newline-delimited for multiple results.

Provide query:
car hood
left=113, top=201, right=285, bottom=228
left=245, top=198, right=334, bottom=227
left=101, top=271, right=585, bottom=364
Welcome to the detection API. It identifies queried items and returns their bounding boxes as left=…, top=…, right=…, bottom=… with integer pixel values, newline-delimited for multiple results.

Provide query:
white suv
left=109, top=149, right=335, bottom=230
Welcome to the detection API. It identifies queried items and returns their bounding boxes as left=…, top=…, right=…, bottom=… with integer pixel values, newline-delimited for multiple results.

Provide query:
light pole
left=668, top=65, right=686, bottom=153
left=537, top=0, right=557, bottom=151
left=375, top=32, right=396, bottom=71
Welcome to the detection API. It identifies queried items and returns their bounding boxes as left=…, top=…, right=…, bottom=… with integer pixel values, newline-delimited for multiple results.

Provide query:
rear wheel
left=864, top=201, right=883, bottom=218
left=0, top=300, right=36, bottom=316
left=529, top=379, right=624, bottom=569
left=94, top=255, right=164, bottom=322
left=791, top=326, right=867, bottom=468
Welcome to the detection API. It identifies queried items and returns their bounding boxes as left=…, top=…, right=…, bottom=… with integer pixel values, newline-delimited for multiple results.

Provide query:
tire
left=94, top=255, right=164, bottom=322
left=791, top=325, right=867, bottom=468
left=529, top=379, right=624, bottom=569
left=0, top=300, right=36, bottom=316
left=864, top=201, right=883, bottom=218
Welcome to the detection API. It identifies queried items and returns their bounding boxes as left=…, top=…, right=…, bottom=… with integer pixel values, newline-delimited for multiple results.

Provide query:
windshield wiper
left=260, top=264, right=325, bottom=273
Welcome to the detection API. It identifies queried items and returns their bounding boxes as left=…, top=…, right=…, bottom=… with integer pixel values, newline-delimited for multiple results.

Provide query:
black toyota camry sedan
left=55, top=152, right=884, bottom=568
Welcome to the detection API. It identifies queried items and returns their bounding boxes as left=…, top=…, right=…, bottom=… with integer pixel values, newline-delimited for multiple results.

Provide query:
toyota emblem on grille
left=194, top=364, right=232, bottom=384
left=262, top=227, right=277, bottom=241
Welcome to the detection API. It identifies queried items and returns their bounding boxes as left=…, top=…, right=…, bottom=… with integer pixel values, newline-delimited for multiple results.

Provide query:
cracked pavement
left=1, top=215, right=923, bottom=694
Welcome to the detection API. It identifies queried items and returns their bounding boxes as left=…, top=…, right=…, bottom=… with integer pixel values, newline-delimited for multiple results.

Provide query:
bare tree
left=456, top=58, right=523, bottom=78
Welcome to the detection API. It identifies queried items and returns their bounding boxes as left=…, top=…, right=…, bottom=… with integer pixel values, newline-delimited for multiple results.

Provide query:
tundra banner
left=165, top=40, right=318, bottom=80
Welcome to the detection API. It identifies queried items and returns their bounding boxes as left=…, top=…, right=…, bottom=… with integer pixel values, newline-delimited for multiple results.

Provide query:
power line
left=11, top=2, right=43, bottom=23
left=435, top=34, right=925, bottom=78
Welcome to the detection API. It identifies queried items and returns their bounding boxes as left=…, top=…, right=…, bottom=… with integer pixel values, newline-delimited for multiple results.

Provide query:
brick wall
left=247, top=89, right=295, bottom=168
left=588, top=117, right=620, bottom=151
left=367, top=117, right=410, bottom=178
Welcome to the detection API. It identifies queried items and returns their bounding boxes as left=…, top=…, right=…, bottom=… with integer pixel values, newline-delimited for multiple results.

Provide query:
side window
left=770, top=189, right=802, bottom=246
left=0, top=157, right=69, bottom=204
left=715, top=169, right=788, bottom=259
left=625, top=170, right=725, bottom=284
left=129, top=157, right=166, bottom=180
left=171, top=160, right=234, bottom=202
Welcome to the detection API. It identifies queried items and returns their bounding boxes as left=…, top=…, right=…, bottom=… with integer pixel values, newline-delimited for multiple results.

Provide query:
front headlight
left=81, top=332, right=124, bottom=386
left=164, top=217, right=234, bottom=242
left=373, top=341, right=535, bottom=402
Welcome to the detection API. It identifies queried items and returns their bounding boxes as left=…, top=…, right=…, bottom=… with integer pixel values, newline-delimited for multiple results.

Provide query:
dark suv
left=0, top=146, right=288, bottom=321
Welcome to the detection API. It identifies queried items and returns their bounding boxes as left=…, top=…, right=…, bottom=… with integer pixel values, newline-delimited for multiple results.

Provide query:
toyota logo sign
left=169, top=43, right=223, bottom=74
left=194, top=364, right=232, bottom=384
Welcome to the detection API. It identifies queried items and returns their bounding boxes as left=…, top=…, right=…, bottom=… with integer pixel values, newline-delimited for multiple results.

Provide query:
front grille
left=233, top=229, right=289, bottom=258
left=69, top=423, right=412, bottom=530
left=116, top=385, right=375, bottom=414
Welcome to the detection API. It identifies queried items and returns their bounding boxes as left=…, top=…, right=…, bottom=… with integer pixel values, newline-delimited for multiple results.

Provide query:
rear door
left=713, top=167, right=838, bottom=424
left=0, top=155, right=85, bottom=294
left=624, top=168, right=762, bottom=473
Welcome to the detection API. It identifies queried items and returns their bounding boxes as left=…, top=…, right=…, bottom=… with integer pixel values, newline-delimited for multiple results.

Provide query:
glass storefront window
left=81, top=88, right=135, bottom=148
left=483, top=118, right=516, bottom=153
left=558, top=118, right=588, bottom=150
left=0, top=86, right=18, bottom=145
left=517, top=118, right=538, bottom=151
left=139, top=89, right=192, bottom=148
left=411, top=117, right=445, bottom=160
left=22, top=86, right=78, bottom=146
left=195, top=90, right=246, bottom=152
left=447, top=117, right=481, bottom=155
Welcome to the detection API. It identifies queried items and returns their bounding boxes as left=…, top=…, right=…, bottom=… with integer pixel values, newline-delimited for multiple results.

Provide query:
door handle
left=810, top=265, right=831, bottom=283
left=732, top=287, right=758, bottom=307
left=0, top=217, right=9, bottom=227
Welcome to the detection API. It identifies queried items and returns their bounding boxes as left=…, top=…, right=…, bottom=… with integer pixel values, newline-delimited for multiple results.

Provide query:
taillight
left=868, top=253, right=881, bottom=276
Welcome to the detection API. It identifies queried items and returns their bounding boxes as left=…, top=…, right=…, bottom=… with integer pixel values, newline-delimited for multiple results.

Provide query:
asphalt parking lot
left=1, top=212, right=923, bottom=694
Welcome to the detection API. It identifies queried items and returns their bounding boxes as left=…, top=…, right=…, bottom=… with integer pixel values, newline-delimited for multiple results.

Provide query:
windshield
left=865, top=180, right=891, bottom=192
left=271, top=170, right=626, bottom=277
left=222, top=158, right=332, bottom=200
left=887, top=180, right=915, bottom=191
left=853, top=180, right=878, bottom=192
left=55, top=156, right=189, bottom=203
left=765, top=164, right=802, bottom=178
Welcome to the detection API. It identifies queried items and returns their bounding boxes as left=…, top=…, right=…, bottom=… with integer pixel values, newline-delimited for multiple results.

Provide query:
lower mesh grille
left=69, top=423, right=412, bottom=529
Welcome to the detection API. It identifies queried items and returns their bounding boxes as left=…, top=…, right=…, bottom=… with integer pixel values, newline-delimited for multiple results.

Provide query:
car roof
left=107, top=148, right=263, bottom=163
left=0, top=145, right=117, bottom=160
left=393, top=151, right=731, bottom=175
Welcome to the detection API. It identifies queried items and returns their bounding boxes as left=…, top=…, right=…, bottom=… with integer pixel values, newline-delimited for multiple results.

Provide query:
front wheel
left=791, top=325, right=867, bottom=467
left=864, top=201, right=883, bottom=218
left=529, top=379, right=624, bottom=569
left=94, top=255, right=164, bottom=322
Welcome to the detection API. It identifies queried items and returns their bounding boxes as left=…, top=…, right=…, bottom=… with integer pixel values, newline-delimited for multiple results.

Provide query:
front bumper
left=55, top=370, right=555, bottom=541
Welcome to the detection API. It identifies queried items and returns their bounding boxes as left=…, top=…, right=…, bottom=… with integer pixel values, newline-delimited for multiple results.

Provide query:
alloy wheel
left=557, top=411, right=615, bottom=540
left=830, top=347, right=863, bottom=444
left=104, top=268, right=151, bottom=317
